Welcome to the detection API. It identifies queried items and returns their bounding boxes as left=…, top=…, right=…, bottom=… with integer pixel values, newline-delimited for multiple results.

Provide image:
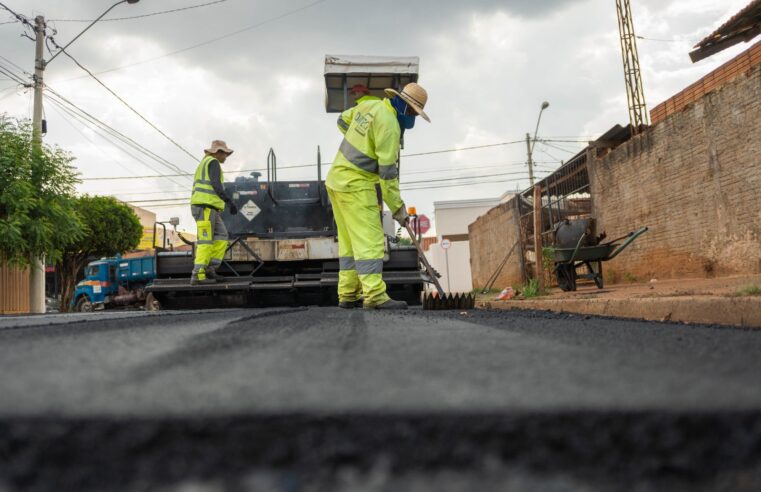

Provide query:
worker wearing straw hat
left=190, top=139, right=238, bottom=285
left=327, top=82, right=430, bottom=309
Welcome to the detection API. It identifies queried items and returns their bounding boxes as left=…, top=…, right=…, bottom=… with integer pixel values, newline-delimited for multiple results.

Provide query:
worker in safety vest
left=327, top=82, right=430, bottom=309
left=190, top=140, right=238, bottom=285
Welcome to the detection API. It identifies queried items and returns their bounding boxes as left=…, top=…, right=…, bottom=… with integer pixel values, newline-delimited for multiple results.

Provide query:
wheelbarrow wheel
left=556, top=263, right=576, bottom=292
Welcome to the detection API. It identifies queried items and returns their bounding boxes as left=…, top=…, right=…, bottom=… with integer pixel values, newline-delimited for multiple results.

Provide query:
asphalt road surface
left=1, top=307, right=761, bottom=491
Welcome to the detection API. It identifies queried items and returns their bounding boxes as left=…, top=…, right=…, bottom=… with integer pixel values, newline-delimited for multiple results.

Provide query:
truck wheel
left=75, top=297, right=93, bottom=313
left=145, top=292, right=161, bottom=311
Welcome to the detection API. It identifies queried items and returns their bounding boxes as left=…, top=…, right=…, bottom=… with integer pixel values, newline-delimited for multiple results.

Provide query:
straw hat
left=384, top=82, right=430, bottom=122
left=204, top=139, right=234, bottom=155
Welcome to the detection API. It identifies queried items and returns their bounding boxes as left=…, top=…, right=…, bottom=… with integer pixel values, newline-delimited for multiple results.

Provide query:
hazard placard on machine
left=240, top=200, right=261, bottom=221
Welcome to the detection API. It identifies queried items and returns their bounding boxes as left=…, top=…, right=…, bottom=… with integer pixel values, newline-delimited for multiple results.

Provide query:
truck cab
left=72, top=255, right=155, bottom=312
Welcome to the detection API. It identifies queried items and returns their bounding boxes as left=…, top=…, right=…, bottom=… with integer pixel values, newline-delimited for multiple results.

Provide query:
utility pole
left=24, top=2, right=138, bottom=314
left=29, top=15, right=46, bottom=314
left=525, top=132, right=535, bottom=187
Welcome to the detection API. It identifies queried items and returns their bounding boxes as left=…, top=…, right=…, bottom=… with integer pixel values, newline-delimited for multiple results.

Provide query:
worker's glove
left=392, top=204, right=409, bottom=226
left=228, top=202, right=238, bottom=215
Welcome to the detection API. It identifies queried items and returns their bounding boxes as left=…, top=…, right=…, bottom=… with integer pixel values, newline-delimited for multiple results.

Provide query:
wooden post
left=533, top=184, right=544, bottom=292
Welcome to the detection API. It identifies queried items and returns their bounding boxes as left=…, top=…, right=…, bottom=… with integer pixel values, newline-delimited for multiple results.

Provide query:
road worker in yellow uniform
left=327, top=82, right=430, bottom=309
left=190, top=140, right=238, bottom=285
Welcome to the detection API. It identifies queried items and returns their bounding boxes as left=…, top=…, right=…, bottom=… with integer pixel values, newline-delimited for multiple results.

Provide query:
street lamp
left=525, top=101, right=550, bottom=186
left=28, top=0, right=140, bottom=314
left=46, top=0, right=140, bottom=65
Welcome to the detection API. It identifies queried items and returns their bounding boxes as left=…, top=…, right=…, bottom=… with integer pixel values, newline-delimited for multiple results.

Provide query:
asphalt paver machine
left=144, top=56, right=434, bottom=310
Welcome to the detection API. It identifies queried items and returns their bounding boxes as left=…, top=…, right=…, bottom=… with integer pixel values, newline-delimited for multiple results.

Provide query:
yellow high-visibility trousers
left=328, top=186, right=390, bottom=307
left=191, top=205, right=228, bottom=277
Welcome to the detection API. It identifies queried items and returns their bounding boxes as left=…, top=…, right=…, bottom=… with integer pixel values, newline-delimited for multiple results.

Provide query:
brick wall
left=468, top=197, right=524, bottom=289
left=651, top=39, right=761, bottom=124
left=590, top=62, right=761, bottom=281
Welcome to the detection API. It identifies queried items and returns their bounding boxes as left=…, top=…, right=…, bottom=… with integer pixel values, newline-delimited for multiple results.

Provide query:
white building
left=428, top=198, right=501, bottom=293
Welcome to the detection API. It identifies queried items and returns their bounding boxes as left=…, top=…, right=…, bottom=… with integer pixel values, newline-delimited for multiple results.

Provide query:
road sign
left=440, top=238, right=451, bottom=250
left=411, top=214, right=431, bottom=235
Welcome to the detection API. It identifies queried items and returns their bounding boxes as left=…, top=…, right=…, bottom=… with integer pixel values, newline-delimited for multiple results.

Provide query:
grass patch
left=734, top=283, right=761, bottom=297
left=520, top=278, right=545, bottom=298
left=623, top=272, right=638, bottom=283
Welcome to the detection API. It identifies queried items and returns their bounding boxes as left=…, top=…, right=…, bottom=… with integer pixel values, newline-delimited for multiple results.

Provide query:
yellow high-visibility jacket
left=327, top=98, right=403, bottom=215
left=190, top=155, right=226, bottom=210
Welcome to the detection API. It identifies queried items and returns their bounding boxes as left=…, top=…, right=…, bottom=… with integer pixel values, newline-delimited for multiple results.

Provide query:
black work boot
left=206, top=267, right=225, bottom=282
left=190, top=270, right=216, bottom=285
left=338, top=299, right=364, bottom=309
left=368, top=299, right=408, bottom=310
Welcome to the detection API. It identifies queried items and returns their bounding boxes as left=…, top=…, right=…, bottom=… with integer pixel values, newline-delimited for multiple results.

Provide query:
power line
left=49, top=0, right=229, bottom=22
left=47, top=95, right=191, bottom=188
left=0, top=55, right=31, bottom=77
left=402, top=140, right=524, bottom=157
left=45, top=86, right=194, bottom=187
left=116, top=169, right=539, bottom=202
left=0, top=60, right=27, bottom=84
left=537, top=140, right=582, bottom=154
left=48, top=38, right=198, bottom=163
left=125, top=169, right=552, bottom=206
left=129, top=172, right=551, bottom=208
left=0, top=26, right=195, bottom=190
left=46, top=96, right=146, bottom=178
left=0, top=1, right=32, bottom=27
left=56, top=0, right=328, bottom=81
left=79, top=158, right=562, bottom=183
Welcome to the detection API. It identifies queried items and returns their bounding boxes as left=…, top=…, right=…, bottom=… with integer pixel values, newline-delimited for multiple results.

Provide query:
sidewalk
left=477, top=275, right=761, bottom=327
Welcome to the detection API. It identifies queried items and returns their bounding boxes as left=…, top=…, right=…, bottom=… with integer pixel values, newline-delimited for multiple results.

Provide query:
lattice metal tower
left=615, top=0, right=650, bottom=133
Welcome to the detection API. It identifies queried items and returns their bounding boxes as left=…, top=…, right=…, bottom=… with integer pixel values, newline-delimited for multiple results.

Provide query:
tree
left=57, top=196, right=143, bottom=312
left=0, top=117, right=83, bottom=266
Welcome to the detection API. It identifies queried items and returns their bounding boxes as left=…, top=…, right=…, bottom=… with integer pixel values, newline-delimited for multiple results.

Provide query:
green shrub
left=734, top=284, right=761, bottom=297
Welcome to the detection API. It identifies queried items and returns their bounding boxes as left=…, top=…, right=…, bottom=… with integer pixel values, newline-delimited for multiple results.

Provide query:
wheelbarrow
left=553, top=227, right=648, bottom=291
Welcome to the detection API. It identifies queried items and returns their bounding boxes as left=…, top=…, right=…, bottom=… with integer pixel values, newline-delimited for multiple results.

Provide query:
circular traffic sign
left=440, top=238, right=451, bottom=250
left=411, top=214, right=431, bottom=235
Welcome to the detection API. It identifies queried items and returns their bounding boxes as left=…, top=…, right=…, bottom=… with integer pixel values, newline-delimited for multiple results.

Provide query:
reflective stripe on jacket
left=190, top=155, right=226, bottom=210
left=326, top=98, right=403, bottom=214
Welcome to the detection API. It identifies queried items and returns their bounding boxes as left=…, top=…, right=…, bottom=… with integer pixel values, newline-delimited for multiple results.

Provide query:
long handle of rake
left=405, top=223, right=446, bottom=297
left=481, top=240, right=519, bottom=294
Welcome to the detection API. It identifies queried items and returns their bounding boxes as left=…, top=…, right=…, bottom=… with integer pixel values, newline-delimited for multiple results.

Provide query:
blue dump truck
left=72, top=255, right=156, bottom=312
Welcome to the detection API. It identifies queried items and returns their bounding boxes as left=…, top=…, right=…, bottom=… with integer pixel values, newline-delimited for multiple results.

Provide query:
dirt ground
left=479, top=274, right=761, bottom=302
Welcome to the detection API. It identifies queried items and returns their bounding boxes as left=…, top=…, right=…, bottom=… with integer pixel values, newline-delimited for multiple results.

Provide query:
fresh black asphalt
left=1, top=307, right=761, bottom=491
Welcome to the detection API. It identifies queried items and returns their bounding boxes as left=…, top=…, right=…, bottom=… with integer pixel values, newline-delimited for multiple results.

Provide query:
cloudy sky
left=0, top=0, right=753, bottom=232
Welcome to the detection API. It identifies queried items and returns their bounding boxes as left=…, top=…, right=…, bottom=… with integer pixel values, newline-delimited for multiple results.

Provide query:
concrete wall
left=468, top=198, right=524, bottom=290
left=429, top=199, right=500, bottom=292
left=428, top=241, right=473, bottom=293
left=589, top=62, right=761, bottom=281
left=434, top=199, right=500, bottom=237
